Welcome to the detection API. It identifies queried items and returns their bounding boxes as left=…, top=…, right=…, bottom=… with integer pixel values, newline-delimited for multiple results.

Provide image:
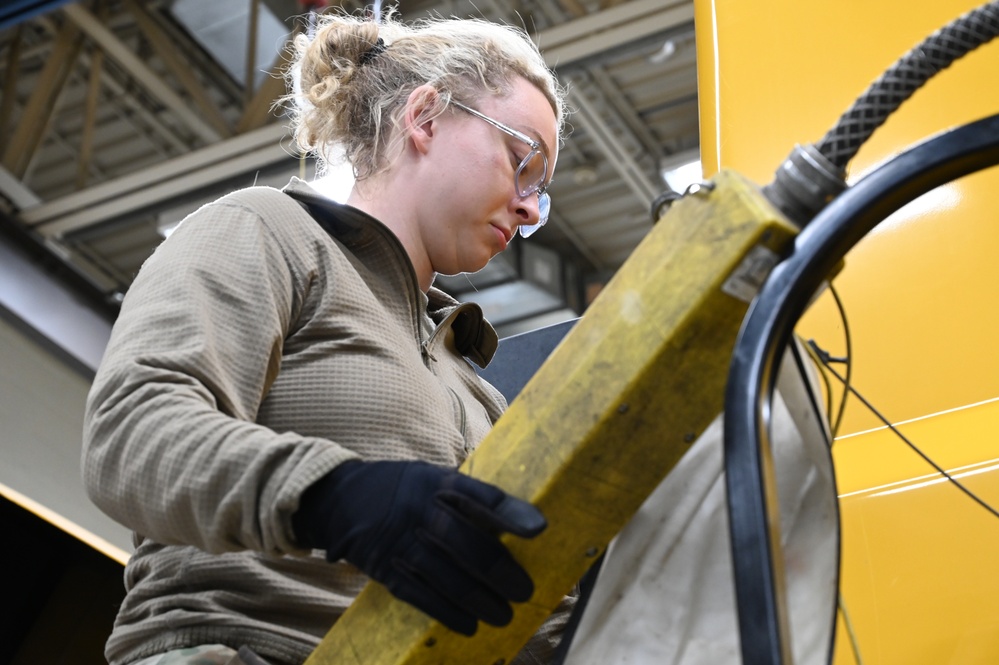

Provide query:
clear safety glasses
left=451, top=101, right=552, bottom=238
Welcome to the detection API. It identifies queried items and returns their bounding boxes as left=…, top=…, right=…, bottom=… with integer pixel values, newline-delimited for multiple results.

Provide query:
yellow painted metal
left=696, top=0, right=999, bottom=662
left=305, top=171, right=799, bottom=665
left=833, top=400, right=999, bottom=664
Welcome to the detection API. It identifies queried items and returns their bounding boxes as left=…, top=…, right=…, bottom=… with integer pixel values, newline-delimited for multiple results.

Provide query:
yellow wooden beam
left=245, top=0, right=261, bottom=104
left=235, top=34, right=295, bottom=134
left=63, top=3, right=221, bottom=144
left=304, top=170, right=800, bottom=665
left=76, top=42, right=104, bottom=191
left=77, top=1, right=110, bottom=191
left=122, top=0, right=231, bottom=138
left=2, top=22, right=83, bottom=178
left=0, top=26, right=24, bottom=150
left=558, top=0, right=589, bottom=18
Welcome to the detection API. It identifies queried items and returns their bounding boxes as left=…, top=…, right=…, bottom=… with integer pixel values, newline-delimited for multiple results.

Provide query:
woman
left=82, top=10, right=569, bottom=665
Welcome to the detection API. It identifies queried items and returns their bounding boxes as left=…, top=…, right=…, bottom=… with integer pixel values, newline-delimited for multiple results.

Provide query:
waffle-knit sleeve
left=82, top=192, right=357, bottom=556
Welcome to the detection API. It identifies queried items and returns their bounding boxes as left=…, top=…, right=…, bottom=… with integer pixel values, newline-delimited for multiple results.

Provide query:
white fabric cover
left=565, top=343, right=838, bottom=664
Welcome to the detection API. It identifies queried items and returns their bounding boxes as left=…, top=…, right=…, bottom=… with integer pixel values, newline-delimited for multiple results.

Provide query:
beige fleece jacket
left=83, top=179, right=567, bottom=665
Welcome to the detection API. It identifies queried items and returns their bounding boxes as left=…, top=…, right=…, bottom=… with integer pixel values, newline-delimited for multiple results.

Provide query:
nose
left=514, top=192, right=541, bottom=227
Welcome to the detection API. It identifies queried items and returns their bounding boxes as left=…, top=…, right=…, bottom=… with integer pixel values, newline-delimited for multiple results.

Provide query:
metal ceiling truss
left=0, top=0, right=700, bottom=326
left=567, top=76, right=662, bottom=208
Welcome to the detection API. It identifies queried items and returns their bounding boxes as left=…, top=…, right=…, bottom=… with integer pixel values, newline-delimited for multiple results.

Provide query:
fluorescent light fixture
left=659, top=149, right=702, bottom=193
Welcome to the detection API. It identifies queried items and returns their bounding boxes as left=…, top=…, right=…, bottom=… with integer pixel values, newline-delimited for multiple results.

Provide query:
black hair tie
left=359, top=38, right=386, bottom=66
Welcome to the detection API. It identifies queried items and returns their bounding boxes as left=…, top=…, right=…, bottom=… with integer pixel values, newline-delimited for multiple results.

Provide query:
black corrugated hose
left=763, top=0, right=999, bottom=228
left=817, top=0, right=999, bottom=172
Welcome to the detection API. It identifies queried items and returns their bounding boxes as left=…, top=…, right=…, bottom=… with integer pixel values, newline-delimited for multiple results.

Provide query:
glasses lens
left=516, top=150, right=548, bottom=196
left=519, top=192, right=551, bottom=238
left=539, top=191, right=551, bottom=222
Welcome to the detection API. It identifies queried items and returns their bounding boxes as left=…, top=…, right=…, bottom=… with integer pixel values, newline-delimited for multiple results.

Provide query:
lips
left=490, top=223, right=513, bottom=248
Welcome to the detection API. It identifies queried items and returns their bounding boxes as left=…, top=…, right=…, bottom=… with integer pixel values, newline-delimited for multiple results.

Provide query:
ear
left=404, top=85, right=442, bottom=156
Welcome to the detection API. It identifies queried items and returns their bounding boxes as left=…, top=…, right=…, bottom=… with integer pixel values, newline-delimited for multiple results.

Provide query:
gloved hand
left=293, top=459, right=547, bottom=635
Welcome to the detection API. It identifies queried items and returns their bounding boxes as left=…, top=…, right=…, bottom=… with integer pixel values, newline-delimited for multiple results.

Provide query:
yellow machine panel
left=696, top=0, right=999, bottom=662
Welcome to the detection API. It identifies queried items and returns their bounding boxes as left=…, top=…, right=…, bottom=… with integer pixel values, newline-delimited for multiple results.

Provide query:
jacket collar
left=427, top=289, right=498, bottom=368
left=283, top=177, right=384, bottom=245
left=283, top=178, right=499, bottom=367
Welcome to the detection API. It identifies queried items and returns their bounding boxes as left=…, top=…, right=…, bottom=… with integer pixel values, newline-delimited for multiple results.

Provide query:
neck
left=345, top=179, right=435, bottom=293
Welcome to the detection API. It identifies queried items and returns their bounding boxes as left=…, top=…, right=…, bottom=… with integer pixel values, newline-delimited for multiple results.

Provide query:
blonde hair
left=285, top=10, right=566, bottom=178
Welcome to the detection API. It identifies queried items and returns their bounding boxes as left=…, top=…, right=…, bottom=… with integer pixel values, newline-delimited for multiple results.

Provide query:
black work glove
left=293, top=459, right=547, bottom=636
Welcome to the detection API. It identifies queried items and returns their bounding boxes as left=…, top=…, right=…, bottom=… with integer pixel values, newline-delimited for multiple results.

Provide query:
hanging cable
left=814, top=357, right=999, bottom=522
left=803, top=340, right=835, bottom=436
left=807, top=284, right=855, bottom=439
left=838, top=592, right=864, bottom=665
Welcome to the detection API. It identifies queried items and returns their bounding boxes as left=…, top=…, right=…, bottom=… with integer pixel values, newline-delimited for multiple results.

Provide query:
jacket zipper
left=298, top=193, right=428, bottom=357
left=422, top=306, right=469, bottom=369
left=448, top=386, right=468, bottom=446
left=359, top=217, right=429, bottom=365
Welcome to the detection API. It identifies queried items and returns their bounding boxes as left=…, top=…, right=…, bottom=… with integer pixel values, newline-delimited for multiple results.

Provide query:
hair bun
left=358, top=38, right=387, bottom=66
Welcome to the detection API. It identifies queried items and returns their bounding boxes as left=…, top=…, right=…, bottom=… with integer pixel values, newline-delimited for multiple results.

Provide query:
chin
left=460, top=261, right=490, bottom=276
left=463, top=253, right=496, bottom=275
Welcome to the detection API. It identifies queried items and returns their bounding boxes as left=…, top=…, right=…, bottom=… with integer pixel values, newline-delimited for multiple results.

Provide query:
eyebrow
left=454, top=101, right=554, bottom=167
left=529, top=130, right=553, bottom=162
left=510, top=123, right=553, bottom=169
left=533, top=133, right=555, bottom=183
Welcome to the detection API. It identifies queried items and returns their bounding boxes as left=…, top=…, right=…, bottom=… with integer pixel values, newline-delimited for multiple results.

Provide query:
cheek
left=450, top=168, right=509, bottom=218
left=437, top=145, right=513, bottom=223
left=461, top=143, right=512, bottom=193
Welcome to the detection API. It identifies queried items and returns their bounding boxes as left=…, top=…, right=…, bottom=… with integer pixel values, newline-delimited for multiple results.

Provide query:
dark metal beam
left=0, top=0, right=75, bottom=32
